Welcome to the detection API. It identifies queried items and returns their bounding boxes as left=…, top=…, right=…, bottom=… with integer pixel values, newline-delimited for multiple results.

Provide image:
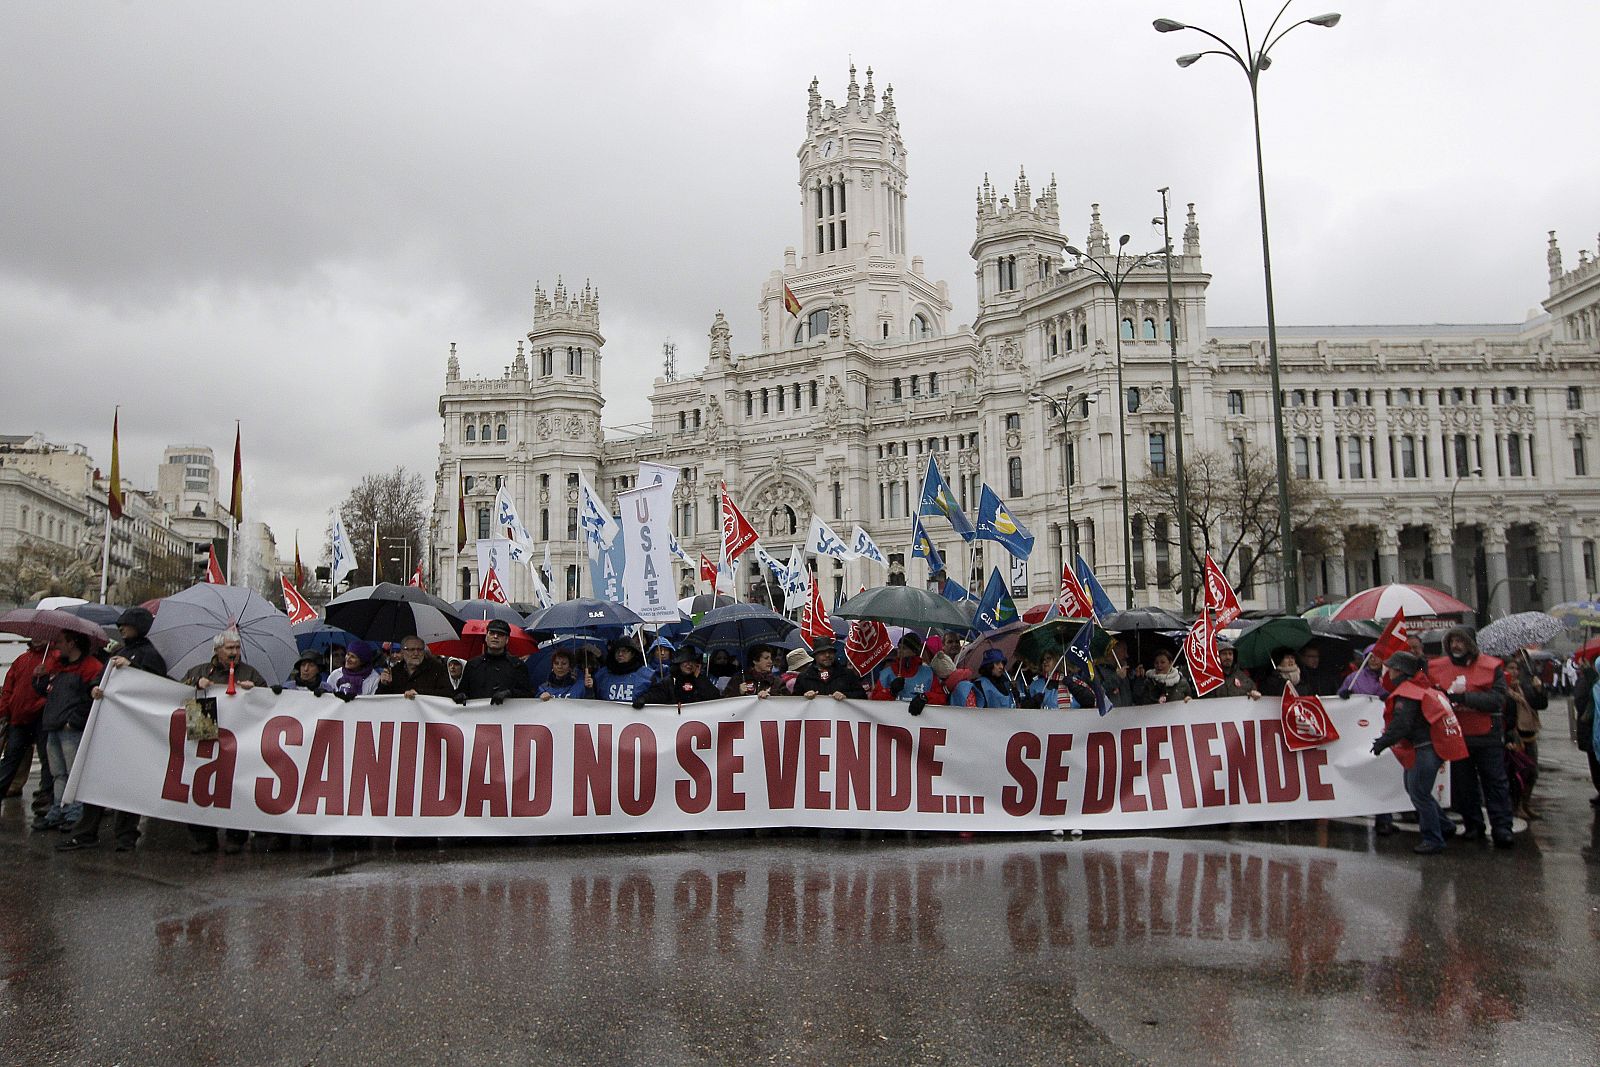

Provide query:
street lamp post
left=1154, top=188, right=1195, bottom=613
left=1155, top=3, right=1341, bottom=614
left=1028, top=388, right=1096, bottom=580
left=1063, top=234, right=1167, bottom=609
left=1447, top=466, right=1482, bottom=532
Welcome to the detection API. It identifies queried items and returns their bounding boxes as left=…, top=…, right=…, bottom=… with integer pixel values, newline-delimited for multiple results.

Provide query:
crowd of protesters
left=3, top=608, right=1596, bottom=858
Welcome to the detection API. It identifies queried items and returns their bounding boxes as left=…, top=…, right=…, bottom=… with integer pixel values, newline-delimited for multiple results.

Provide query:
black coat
left=41, top=672, right=97, bottom=732
left=460, top=652, right=535, bottom=701
left=636, top=668, right=724, bottom=706
left=792, top=661, right=866, bottom=699
left=378, top=655, right=455, bottom=698
left=117, top=635, right=168, bottom=677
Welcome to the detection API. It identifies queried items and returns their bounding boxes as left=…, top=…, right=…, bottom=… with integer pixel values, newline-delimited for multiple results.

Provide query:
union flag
left=845, top=618, right=893, bottom=677
left=205, top=544, right=225, bottom=585
left=1372, top=608, right=1410, bottom=662
left=478, top=567, right=507, bottom=604
left=1280, top=682, right=1339, bottom=751
left=1202, top=553, right=1242, bottom=626
left=720, top=483, right=760, bottom=563
left=801, top=571, right=834, bottom=650
left=280, top=576, right=317, bottom=624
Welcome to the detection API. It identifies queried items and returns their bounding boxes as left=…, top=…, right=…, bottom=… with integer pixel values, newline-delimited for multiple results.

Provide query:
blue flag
left=1075, top=553, right=1117, bottom=620
left=975, top=484, right=1035, bottom=559
left=911, top=514, right=945, bottom=573
left=589, top=530, right=627, bottom=601
left=918, top=456, right=976, bottom=541
left=973, top=567, right=1019, bottom=632
left=1061, top=621, right=1113, bottom=715
left=940, top=577, right=976, bottom=604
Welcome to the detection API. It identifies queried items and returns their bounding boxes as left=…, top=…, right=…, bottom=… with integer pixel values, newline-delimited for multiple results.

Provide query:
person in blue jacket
left=646, top=637, right=677, bottom=682
left=538, top=649, right=591, bottom=700
left=875, top=636, right=938, bottom=703
left=954, top=648, right=1017, bottom=708
left=1023, top=652, right=1064, bottom=709
left=594, top=640, right=655, bottom=703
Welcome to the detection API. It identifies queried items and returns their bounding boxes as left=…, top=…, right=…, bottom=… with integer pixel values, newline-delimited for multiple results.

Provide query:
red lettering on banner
left=1082, top=732, right=1116, bottom=815
left=1040, top=733, right=1074, bottom=817
left=1002, top=732, right=1041, bottom=816
left=835, top=721, right=872, bottom=811
left=1118, top=729, right=1148, bottom=813
left=297, top=719, right=347, bottom=816
left=1260, top=721, right=1301, bottom=802
left=1191, top=723, right=1225, bottom=807
left=617, top=723, right=656, bottom=817
left=255, top=715, right=302, bottom=814
left=1145, top=726, right=1172, bottom=811
left=761, top=721, right=802, bottom=809
left=573, top=724, right=613, bottom=816
left=1301, top=742, right=1334, bottom=801
left=803, top=719, right=832, bottom=811
left=395, top=721, right=420, bottom=817
left=1168, top=724, right=1199, bottom=809
left=349, top=721, right=394, bottom=816
left=162, top=710, right=190, bottom=802
left=464, top=724, right=509, bottom=817
left=675, top=721, right=713, bottom=814
left=915, top=727, right=946, bottom=814
left=511, top=724, right=553, bottom=816
left=1220, top=721, right=1262, bottom=805
left=420, top=722, right=465, bottom=817
left=191, top=732, right=237, bottom=809
left=715, top=721, right=745, bottom=812
left=874, top=725, right=913, bottom=812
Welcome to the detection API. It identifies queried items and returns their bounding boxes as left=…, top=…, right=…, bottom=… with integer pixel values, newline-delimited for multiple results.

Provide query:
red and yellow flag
left=294, top=533, right=305, bottom=589
left=456, top=476, right=468, bottom=552
left=782, top=281, right=801, bottom=317
left=228, top=424, right=243, bottom=524
left=107, top=410, right=124, bottom=521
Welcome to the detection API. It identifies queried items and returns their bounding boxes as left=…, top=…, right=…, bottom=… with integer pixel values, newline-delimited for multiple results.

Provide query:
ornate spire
left=864, top=66, right=875, bottom=111
left=446, top=341, right=459, bottom=382
left=1184, top=202, right=1201, bottom=256
left=807, top=75, right=821, bottom=125
left=846, top=62, right=859, bottom=105
left=512, top=339, right=527, bottom=378
left=1015, top=165, right=1030, bottom=211
left=1087, top=203, right=1109, bottom=257
left=881, top=84, right=895, bottom=123
left=1548, top=230, right=1563, bottom=283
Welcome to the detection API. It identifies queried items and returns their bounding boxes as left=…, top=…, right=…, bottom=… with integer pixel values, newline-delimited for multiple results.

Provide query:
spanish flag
left=782, top=281, right=801, bottom=317
left=456, top=476, right=468, bottom=552
left=107, top=410, right=124, bottom=521
left=294, top=533, right=305, bottom=588
left=228, top=424, right=243, bottom=524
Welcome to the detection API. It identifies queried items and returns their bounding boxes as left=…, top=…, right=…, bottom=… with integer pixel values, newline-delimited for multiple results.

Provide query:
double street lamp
left=1154, top=188, right=1196, bottom=614
left=1061, top=233, right=1167, bottom=609
left=1155, top=2, right=1341, bottom=613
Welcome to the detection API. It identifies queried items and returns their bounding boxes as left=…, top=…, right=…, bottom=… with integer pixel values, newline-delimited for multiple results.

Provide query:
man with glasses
left=377, top=637, right=454, bottom=698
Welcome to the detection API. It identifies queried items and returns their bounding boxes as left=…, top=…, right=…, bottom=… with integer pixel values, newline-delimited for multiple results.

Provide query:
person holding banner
left=873, top=636, right=942, bottom=707
left=794, top=642, right=866, bottom=701
left=328, top=641, right=383, bottom=699
left=633, top=646, right=722, bottom=707
left=455, top=620, right=534, bottom=704
left=284, top=652, right=332, bottom=694
left=593, top=641, right=655, bottom=704
left=949, top=649, right=1017, bottom=709
left=377, top=638, right=454, bottom=699
left=180, top=631, right=266, bottom=854
left=1143, top=649, right=1194, bottom=704
left=730, top=646, right=783, bottom=698
left=537, top=650, right=591, bottom=700
left=1200, top=639, right=1260, bottom=700
left=1370, top=651, right=1450, bottom=855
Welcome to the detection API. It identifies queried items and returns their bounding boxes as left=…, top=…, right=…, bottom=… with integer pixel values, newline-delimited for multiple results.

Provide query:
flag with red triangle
left=107, top=410, right=124, bottom=521
left=408, top=563, right=424, bottom=588
left=205, top=545, right=226, bottom=585
left=845, top=618, right=893, bottom=677
left=1280, top=681, right=1339, bottom=751
left=720, top=483, right=760, bottom=563
left=478, top=567, right=507, bottom=604
left=280, top=576, right=317, bottom=624
left=801, top=571, right=834, bottom=649
left=1054, top=560, right=1093, bottom=618
left=1202, top=553, right=1243, bottom=626
left=1372, top=608, right=1410, bottom=662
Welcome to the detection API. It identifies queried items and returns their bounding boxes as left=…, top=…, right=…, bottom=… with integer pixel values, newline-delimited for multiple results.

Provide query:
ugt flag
left=974, top=484, right=1034, bottom=558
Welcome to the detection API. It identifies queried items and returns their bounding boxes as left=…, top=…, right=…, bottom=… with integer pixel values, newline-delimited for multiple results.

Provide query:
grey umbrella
left=835, top=586, right=973, bottom=632
left=1476, top=611, right=1565, bottom=657
left=147, top=583, right=297, bottom=684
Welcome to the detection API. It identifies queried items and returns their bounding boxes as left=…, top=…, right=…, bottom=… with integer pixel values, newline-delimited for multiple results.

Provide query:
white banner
left=475, top=538, right=515, bottom=585
left=68, top=671, right=1408, bottom=837
left=617, top=481, right=677, bottom=623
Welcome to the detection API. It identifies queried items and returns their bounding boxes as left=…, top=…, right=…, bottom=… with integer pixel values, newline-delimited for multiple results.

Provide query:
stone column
left=1562, top=526, right=1586, bottom=604
left=1483, top=523, right=1510, bottom=618
left=1325, top=534, right=1349, bottom=600
left=1537, top=523, right=1564, bottom=606
left=1377, top=526, right=1401, bottom=586
left=1429, top=523, right=1457, bottom=597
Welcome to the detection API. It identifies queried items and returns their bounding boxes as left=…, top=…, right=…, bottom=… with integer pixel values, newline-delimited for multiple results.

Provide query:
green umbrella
left=835, top=585, right=972, bottom=632
left=1015, top=616, right=1106, bottom=664
left=1232, top=616, right=1313, bottom=669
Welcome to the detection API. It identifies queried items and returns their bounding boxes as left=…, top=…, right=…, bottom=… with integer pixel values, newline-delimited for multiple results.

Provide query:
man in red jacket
left=0, top=638, right=57, bottom=811
left=1427, top=625, right=1513, bottom=848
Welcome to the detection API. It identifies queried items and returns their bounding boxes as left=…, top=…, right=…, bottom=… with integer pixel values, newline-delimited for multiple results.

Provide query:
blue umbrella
left=451, top=599, right=528, bottom=625
left=293, top=619, right=357, bottom=653
left=685, top=603, right=798, bottom=656
left=526, top=598, right=643, bottom=636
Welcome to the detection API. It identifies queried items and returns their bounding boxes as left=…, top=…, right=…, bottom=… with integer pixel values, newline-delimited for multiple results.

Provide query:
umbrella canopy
left=35, top=596, right=87, bottom=611
left=148, top=583, right=298, bottom=683
left=1300, top=602, right=1340, bottom=621
left=526, top=598, right=643, bottom=634
left=1099, top=607, right=1189, bottom=633
left=325, top=583, right=464, bottom=644
left=1015, top=617, right=1092, bottom=665
left=451, top=599, right=528, bottom=625
left=1575, top=635, right=1600, bottom=662
left=0, top=607, right=112, bottom=649
left=1332, top=583, right=1472, bottom=621
left=956, top=620, right=1031, bottom=671
left=1476, top=611, right=1566, bottom=657
left=1549, top=600, right=1600, bottom=629
left=835, top=586, right=972, bottom=632
left=1307, top=617, right=1381, bottom=641
left=60, top=603, right=127, bottom=629
left=678, top=593, right=736, bottom=618
left=684, top=603, right=798, bottom=656
left=292, top=619, right=357, bottom=653
left=429, top=618, right=539, bottom=661
left=1021, top=603, right=1055, bottom=625
left=1232, top=616, right=1314, bottom=670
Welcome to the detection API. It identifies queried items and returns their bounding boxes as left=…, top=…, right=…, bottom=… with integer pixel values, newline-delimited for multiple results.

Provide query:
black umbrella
left=1099, top=607, right=1189, bottom=633
left=451, top=599, right=528, bottom=625
left=60, top=602, right=127, bottom=629
left=685, top=603, right=798, bottom=656
left=325, top=583, right=463, bottom=644
left=835, top=586, right=973, bottom=632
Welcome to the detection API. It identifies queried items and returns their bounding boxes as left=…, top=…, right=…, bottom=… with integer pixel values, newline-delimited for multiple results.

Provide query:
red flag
left=280, top=576, right=317, bottom=624
left=478, top=567, right=507, bottom=604
left=408, top=563, right=424, bottom=588
left=1280, top=682, right=1339, bottom=751
left=456, top=476, right=468, bottom=553
left=782, top=281, right=801, bottom=317
left=1055, top=561, right=1092, bottom=618
left=720, top=483, right=760, bottom=563
left=107, top=410, right=124, bottom=521
left=1372, top=608, right=1410, bottom=662
left=228, top=424, right=243, bottom=524
left=1202, top=553, right=1242, bottom=626
left=699, top=553, right=718, bottom=586
left=845, top=618, right=893, bottom=677
left=205, top=545, right=225, bottom=585
left=801, top=571, right=834, bottom=649
left=1184, top=609, right=1225, bottom=696
left=294, top=534, right=305, bottom=589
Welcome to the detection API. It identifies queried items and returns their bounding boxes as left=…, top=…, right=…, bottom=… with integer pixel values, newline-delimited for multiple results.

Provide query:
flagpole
left=98, top=508, right=113, bottom=604
left=372, top=519, right=378, bottom=584
left=226, top=517, right=235, bottom=586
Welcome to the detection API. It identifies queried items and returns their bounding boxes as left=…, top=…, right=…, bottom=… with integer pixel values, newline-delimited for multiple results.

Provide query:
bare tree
left=328, top=467, right=428, bottom=588
left=1133, top=446, right=1347, bottom=596
left=0, top=538, right=95, bottom=606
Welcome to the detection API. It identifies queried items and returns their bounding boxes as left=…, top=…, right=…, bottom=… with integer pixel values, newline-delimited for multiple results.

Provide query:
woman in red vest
left=1371, top=651, right=1448, bottom=854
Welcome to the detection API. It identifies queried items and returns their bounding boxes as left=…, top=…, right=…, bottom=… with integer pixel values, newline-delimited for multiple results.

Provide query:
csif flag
left=107, top=410, right=124, bottom=521
left=940, top=577, right=976, bottom=604
left=205, top=544, right=226, bottom=585
left=1202, top=553, right=1243, bottom=626
left=1372, top=608, right=1410, bottom=662
left=973, top=568, right=1019, bottom=632
left=974, top=484, right=1035, bottom=558
left=719, top=483, right=760, bottom=562
left=801, top=571, right=834, bottom=650
left=917, top=456, right=976, bottom=540
left=910, top=514, right=945, bottom=574
left=280, top=576, right=317, bottom=624
left=1280, top=682, right=1339, bottom=751
left=228, top=424, right=243, bottom=525
left=478, top=567, right=507, bottom=604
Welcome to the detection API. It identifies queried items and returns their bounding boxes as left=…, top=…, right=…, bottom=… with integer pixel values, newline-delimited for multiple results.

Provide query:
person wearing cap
left=59, top=609, right=169, bottom=852
left=1427, top=625, right=1513, bottom=847
left=328, top=640, right=383, bottom=699
left=1370, top=651, right=1449, bottom=854
left=284, top=652, right=332, bottom=693
left=1201, top=639, right=1260, bottom=700
left=456, top=619, right=535, bottom=704
left=377, top=636, right=454, bottom=699
left=795, top=643, right=867, bottom=701
left=633, top=646, right=723, bottom=707
left=538, top=649, right=591, bottom=700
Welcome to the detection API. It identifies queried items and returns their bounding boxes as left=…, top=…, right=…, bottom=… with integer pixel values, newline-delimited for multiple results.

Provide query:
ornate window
left=496, top=423, right=507, bottom=442
left=1007, top=456, right=1024, bottom=498
left=465, top=424, right=476, bottom=443
left=911, top=313, right=931, bottom=339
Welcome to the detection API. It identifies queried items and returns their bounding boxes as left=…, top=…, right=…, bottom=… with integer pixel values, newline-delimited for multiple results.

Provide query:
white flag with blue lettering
left=806, top=514, right=854, bottom=561
left=848, top=525, right=887, bottom=567
left=577, top=473, right=619, bottom=556
left=330, top=516, right=357, bottom=585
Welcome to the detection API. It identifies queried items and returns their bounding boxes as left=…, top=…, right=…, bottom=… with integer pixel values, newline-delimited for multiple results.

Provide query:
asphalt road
left=2, top=744, right=1597, bottom=1066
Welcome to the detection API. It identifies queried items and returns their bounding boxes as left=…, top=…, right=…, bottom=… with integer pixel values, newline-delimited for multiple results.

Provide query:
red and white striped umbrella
left=1331, top=583, right=1472, bottom=621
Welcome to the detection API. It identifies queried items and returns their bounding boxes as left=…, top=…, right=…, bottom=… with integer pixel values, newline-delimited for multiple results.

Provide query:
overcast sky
left=3, top=1, right=1597, bottom=564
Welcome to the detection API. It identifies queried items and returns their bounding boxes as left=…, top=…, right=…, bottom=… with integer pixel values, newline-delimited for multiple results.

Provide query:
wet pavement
left=1, top=746, right=1597, bottom=1066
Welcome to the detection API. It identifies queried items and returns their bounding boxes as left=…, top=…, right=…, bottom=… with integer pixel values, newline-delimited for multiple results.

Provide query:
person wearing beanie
left=1370, top=651, right=1448, bottom=854
left=873, top=635, right=942, bottom=705
left=329, top=639, right=382, bottom=699
left=634, top=646, right=723, bottom=707
left=950, top=648, right=1016, bottom=709
left=796, top=642, right=867, bottom=701
left=1427, top=625, right=1513, bottom=847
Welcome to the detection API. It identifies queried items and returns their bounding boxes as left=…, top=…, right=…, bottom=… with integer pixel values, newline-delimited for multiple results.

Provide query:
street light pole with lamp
left=1028, top=387, right=1096, bottom=581
left=1154, top=2, right=1341, bottom=614
left=1154, top=188, right=1196, bottom=613
left=1062, top=233, right=1168, bottom=609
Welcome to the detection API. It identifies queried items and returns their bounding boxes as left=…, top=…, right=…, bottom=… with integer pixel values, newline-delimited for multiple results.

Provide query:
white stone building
left=431, top=68, right=1600, bottom=619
